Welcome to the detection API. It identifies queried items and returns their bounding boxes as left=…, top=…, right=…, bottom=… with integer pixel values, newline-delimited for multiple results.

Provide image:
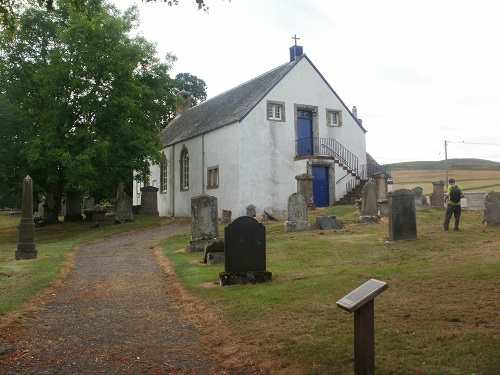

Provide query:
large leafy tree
left=0, top=0, right=177, bottom=223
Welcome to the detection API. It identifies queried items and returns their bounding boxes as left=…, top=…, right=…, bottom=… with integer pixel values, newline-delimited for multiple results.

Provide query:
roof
left=161, top=54, right=365, bottom=146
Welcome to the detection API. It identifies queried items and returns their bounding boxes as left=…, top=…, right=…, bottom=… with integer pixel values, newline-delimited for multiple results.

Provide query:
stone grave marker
left=316, top=216, right=342, bottom=230
left=64, top=189, right=83, bottom=222
left=202, top=238, right=225, bottom=265
left=16, top=176, right=37, bottom=260
left=115, top=192, right=133, bottom=224
left=484, top=191, right=500, bottom=226
left=83, top=197, right=95, bottom=211
left=140, top=186, right=159, bottom=216
left=412, top=187, right=424, bottom=210
left=388, top=189, right=417, bottom=241
left=219, top=216, right=272, bottom=286
left=296, top=173, right=315, bottom=210
left=263, top=207, right=287, bottom=221
left=431, top=181, right=445, bottom=209
left=222, top=209, right=232, bottom=223
left=246, top=204, right=256, bottom=217
left=284, top=193, right=310, bottom=232
left=188, top=194, right=219, bottom=253
left=359, top=180, right=379, bottom=223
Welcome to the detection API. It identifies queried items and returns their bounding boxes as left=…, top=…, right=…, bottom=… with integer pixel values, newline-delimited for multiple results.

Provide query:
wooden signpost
left=337, top=279, right=388, bottom=375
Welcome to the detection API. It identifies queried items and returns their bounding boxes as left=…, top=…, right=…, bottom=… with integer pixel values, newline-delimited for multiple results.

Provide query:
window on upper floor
left=326, top=109, right=342, bottom=127
left=207, top=166, right=219, bottom=189
left=267, top=101, right=285, bottom=121
left=180, top=147, right=189, bottom=191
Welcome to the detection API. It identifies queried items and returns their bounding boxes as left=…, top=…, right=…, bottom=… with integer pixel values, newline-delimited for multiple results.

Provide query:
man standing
left=444, top=178, right=464, bottom=230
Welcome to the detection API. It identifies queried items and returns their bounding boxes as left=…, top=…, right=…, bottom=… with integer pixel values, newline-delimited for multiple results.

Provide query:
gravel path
left=0, top=223, right=226, bottom=374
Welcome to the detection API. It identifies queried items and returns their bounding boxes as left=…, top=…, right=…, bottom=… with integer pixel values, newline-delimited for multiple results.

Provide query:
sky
left=111, top=0, right=500, bottom=164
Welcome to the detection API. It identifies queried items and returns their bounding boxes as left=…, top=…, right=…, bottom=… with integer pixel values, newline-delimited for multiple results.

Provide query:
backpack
left=449, top=185, right=461, bottom=203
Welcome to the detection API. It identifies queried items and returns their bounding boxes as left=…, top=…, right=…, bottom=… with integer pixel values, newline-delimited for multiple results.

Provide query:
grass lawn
left=1, top=206, right=498, bottom=374
left=162, top=206, right=499, bottom=375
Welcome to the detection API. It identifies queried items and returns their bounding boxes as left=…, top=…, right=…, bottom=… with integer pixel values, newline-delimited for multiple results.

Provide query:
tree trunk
left=42, top=183, right=63, bottom=224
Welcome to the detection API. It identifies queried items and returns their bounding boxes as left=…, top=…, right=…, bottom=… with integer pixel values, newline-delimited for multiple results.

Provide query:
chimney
left=352, top=106, right=358, bottom=118
left=176, top=89, right=192, bottom=115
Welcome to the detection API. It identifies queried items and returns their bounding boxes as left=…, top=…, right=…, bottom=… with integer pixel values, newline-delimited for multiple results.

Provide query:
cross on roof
left=291, top=34, right=300, bottom=46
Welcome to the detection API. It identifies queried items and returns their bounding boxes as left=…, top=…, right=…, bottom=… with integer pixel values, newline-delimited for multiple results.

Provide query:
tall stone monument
left=16, top=176, right=37, bottom=260
left=295, top=173, right=315, bottom=210
left=484, top=191, right=500, bottom=226
left=188, top=194, right=219, bottom=252
left=431, top=181, right=445, bottom=209
left=359, top=180, right=380, bottom=223
left=284, top=193, right=310, bottom=232
left=114, top=182, right=133, bottom=224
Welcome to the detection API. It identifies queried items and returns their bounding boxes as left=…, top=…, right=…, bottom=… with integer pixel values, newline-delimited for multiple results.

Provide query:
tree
left=0, top=0, right=178, bottom=223
left=172, top=73, right=207, bottom=106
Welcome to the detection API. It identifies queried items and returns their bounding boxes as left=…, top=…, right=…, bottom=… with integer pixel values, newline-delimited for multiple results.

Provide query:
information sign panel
left=336, top=279, right=388, bottom=313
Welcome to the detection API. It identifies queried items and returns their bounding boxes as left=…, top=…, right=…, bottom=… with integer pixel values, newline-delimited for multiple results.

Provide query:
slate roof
left=161, top=54, right=365, bottom=146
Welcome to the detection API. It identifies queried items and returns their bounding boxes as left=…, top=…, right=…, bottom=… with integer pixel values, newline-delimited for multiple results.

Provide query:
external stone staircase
left=336, top=179, right=368, bottom=205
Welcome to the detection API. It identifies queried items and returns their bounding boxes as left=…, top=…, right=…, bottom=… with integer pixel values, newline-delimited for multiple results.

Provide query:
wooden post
left=354, top=299, right=375, bottom=375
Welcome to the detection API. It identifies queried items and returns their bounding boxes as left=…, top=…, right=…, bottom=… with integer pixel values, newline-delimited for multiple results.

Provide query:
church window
left=207, top=166, right=219, bottom=189
left=326, top=110, right=342, bottom=127
left=180, top=148, right=189, bottom=191
left=160, top=162, right=167, bottom=193
left=267, top=101, right=285, bottom=121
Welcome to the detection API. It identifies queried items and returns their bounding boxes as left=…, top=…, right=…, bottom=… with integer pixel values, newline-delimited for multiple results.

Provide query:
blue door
left=297, top=110, right=313, bottom=156
left=312, top=166, right=329, bottom=207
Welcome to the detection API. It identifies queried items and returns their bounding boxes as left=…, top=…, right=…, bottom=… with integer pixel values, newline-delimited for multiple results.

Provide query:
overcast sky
left=112, top=0, right=500, bottom=164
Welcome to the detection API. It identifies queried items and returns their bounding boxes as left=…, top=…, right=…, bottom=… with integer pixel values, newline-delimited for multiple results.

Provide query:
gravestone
left=296, top=173, right=315, bottom=210
left=388, top=189, right=417, bottom=241
left=140, top=186, right=159, bottom=216
left=16, top=176, right=37, bottom=260
left=64, top=189, right=83, bottom=222
left=83, top=197, right=95, bottom=211
left=373, top=173, right=388, bottom=200
left=222, top=209, right=232, bottom=223
left=219, top=216, right=272, bottom=286
left=263, top=207, right=287, bottom=221
left=37, top=203, right=44, bottom=220
left=202, top=238, right=225, bottom=265
left=412, top=187, right=424, bottom=210
left=359, top=180, right=379, bottom=223
left=462, top=192, right=486, bottom=211
left=86, top=205, right=107, bottom=227
left=484, top=191, right=500, bottom=226
left=246, top=204, right=256, bottom=217
left=431, top=181, right=445, bottom=209
left=284, top=193, right=310, bottom=232
left=316, top=216, right=342, bottom=230
left=188, top=195, right=219, bottom=253
left=115, top=192, right=133, bottom=224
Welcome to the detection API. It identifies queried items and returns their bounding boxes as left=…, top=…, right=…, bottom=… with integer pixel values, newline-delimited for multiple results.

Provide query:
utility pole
left=444, top=140, right=449, bottom=187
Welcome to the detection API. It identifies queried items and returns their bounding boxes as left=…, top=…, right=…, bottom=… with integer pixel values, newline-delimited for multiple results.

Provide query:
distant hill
left=388, top=158, right=500, bottom=171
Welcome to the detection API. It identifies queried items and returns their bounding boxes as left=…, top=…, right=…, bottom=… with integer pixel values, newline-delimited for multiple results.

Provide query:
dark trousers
left=444, top=204, right=461, bottom=230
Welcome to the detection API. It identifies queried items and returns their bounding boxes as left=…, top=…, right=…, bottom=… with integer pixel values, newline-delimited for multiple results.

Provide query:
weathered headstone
left=115, top=192, right=133, bottom=224
left=263, top=207, right=287, bottom=221
left=373, top=173, right=389, bottom=200
left=296, top=173, right=315, bottom=210
left=431, top=181, right=445, bottom=209
left=188, top=195, right=219, bottom=253
left=222, top=209, right=232, bottom=223
left=359, top=180, right=379, bottom=223
left=219, top=216, right=272, bottom=286
left=388, top=189, right=417, bottom=241
left=316, top=216, right=342, bottom=230
left=202, top=238, right=225, bottom=265
left=83, top=197, right=95, bottom=211
left=16, top=176, right=37, bottom=260
left=140, top=186, right=159, bottom=216
left=64, top=189, right=83, bottom=222
left=412, top=187, right=424, bottom=210
left=462, top=192, right=486, bottom=211
left=284, top=193, right=310, bottom=232
left=246, top=204, right=256, bottom=217
left=85, top=204, right=107, bottom=227
left=484, top=191, right=500, bottom=226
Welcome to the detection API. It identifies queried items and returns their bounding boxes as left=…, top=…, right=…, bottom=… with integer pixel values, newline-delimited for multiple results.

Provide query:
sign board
left=336, top=279, right=388, bottom=313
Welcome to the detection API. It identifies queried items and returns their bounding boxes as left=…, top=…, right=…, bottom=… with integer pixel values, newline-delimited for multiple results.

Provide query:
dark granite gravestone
left=219, top=216, right=272, bottom=285
left=16, top=176, right=37, bottom=260
left=140, top=186, right=159, bottom=216
left=64, top=189, right=83, bottom=222
left=388, top=189, right=417, bottom=241
left=316, top=216, right=342, bottom=230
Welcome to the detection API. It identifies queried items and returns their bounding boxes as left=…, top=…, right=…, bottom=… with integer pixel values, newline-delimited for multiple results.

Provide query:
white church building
left=134, top=46, right=368, bottom=217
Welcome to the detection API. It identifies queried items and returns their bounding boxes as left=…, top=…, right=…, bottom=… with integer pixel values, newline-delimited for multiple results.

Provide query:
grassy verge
left=0, top=212, right=169, bottom=319
left=162, top=206, right=499, bottom=374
